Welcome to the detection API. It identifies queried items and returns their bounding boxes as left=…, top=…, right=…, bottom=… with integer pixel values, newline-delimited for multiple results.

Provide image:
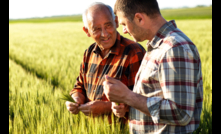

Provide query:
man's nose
left=101, top=28, right=108, bottom=37
left=123, top=27, right=128, bottom=34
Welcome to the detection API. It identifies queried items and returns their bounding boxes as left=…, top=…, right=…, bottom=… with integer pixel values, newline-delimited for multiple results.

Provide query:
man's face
left=85, top=8, right=118, bottom=51
left=117, top=11, right=145, bottom=42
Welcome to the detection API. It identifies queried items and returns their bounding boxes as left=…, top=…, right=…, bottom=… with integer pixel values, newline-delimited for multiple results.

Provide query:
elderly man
left=103, top=0, right=203, bottom=133
left=65, top=2, right=146, bottom=123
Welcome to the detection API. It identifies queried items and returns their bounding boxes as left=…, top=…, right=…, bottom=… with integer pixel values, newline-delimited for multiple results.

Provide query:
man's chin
left=132, top=37, right=145, bottom=42
left=132, top=37, right=138, bottom=42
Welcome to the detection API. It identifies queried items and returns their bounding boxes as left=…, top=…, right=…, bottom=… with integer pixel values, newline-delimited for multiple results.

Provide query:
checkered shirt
left=129, top=20, right=203, bottom=134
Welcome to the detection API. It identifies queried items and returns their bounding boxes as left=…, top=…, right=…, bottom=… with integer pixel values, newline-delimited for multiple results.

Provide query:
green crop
left=9, top=19, right=212, bottom=134
left=60, top=92, right=76, bottom=103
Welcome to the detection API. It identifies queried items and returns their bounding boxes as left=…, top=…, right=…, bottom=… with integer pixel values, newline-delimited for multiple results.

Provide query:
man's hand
left=103, top=75, right=151, bottom=116
left=78, top=101, right=111, bottom=117
left=66, top=101, right=81, bottom=114
left=112, top=102, right=129, bottom=118
left=65, top=92, right=85, bottom=114
left=103, top=75, right=130, bottom=103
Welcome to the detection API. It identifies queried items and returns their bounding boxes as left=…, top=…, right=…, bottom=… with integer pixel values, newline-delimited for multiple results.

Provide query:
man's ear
left=114, top=16, right=119, bottom=28
left=83, top=27, right=91, bottom=37
left=134, top=13, right=144, bottom=26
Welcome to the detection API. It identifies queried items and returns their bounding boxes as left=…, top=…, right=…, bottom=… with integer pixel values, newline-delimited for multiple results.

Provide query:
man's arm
left=78, top=101, right=112, bottom=117
left=150, top=46, right=201, bottom=126
left=66, top=51, right=87, bottom=114
left=70, top=67, right=86, bottom=98
left=71, top=92, right=86, bottom=104
left=104, top=46, right=202, bottom=126
left=70, top=50, right=88, bottom=100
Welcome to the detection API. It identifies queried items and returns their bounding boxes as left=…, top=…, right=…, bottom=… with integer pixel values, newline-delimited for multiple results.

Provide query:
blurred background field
left=9, top=6, right=212, bottom=134
left=9, top=6, right=212, bottom=23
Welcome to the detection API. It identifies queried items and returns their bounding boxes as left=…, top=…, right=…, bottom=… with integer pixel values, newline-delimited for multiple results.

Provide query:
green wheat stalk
left=60, top=92, right=76, bottom=103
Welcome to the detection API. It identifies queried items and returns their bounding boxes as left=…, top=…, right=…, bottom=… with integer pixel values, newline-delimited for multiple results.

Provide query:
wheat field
left=9, top=19, right=212, bottom=134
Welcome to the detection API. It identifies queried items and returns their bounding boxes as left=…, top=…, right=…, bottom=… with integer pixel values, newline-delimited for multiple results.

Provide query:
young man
left=103, top=0, right=203, bottom=133
left=65, top=2, right=146, bottom=123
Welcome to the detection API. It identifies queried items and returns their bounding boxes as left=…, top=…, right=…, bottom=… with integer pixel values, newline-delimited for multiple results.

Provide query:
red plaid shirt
left=70, top=31, right=145, bottom=105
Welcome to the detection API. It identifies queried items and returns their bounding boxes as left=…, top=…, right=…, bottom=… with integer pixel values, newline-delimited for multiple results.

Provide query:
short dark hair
left=114, top=0, right=160, bottom=21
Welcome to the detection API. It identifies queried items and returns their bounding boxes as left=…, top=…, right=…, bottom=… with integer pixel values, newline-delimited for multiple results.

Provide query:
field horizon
left=9, top=6, right=212, bottom=23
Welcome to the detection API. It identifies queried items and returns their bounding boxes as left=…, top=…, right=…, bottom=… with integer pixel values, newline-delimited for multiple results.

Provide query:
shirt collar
left=147, top=20, right=177, bottom=49
left=93, top=32, right=121, bottom=56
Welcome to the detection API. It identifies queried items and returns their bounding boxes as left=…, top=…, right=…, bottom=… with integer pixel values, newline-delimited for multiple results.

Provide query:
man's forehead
left=88, top=7, right=109, bottom=18
left=116, top=11, right=127, bottom=19
left=87, top=5, right=110, bottom=17
left=116, top=11, right=128, bottom=23
left=87, top=9, right=113, bottom=27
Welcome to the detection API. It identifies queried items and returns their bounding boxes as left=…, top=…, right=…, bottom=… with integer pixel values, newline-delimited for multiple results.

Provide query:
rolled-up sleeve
left=146, top=46, right=200, bottom=126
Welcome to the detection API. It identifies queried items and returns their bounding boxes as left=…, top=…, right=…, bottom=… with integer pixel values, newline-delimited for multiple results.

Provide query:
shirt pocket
left=141, top=61, right=159, bottom=81
left=139, top=61, right=161, bottom=95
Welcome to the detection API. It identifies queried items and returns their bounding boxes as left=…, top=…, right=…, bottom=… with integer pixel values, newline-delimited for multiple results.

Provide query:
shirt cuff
left=146, top=97, right=162, bottom=124
left=70, top=89, right=84, bottom=96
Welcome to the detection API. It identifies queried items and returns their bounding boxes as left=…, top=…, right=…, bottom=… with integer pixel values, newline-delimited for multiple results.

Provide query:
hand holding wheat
left=61, top=92, right=81, bottom=114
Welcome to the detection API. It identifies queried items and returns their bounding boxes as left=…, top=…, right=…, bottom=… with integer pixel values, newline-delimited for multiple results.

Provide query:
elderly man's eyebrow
left=105, top=22, right=113, bottom=25
left=92, top=25, right=100, bottom=29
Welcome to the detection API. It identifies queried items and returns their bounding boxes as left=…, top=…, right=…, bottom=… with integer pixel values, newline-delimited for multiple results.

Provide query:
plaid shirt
left=129, top=20, right=203, bottom=134
left=70, top=32, right=146, bottom=102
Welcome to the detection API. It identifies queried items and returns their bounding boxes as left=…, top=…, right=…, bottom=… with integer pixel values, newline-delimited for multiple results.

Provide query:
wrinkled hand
left=103, top=75, right=130, bottom=103
left=66, top=93, right=85, bottom=114
left=66, top=101, right=80, bottom=114
left=78, top=101, right=111, bottom=117
left=112, top=102, right=129, bottom=118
